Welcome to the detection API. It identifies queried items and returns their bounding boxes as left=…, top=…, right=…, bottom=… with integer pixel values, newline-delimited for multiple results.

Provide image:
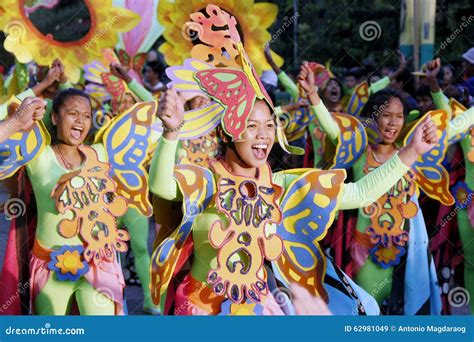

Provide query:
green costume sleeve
left=431, top=90, right=450, bottom=113
left=128, top=79, right=154, bottom=101
left=448, top=107, right=474, bottom=141
left=149, top=136, right=183, bottom=201
left=368, top=76, right=390, bottom=94
left=311, top=101, right=340, bottom=143
left=339, top=153, right=409, bottom=210
left=277, top=71, right=299, bottom=102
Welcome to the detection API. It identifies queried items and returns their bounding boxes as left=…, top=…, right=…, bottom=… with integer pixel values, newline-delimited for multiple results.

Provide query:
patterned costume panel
left=207, top=161, right=283, bottom=304
left=345, top=82, right=369, bottom=117
left=102, top=101, right=158, bottom=216
left=363, top=148, right=417, bottom=268
left=448, top=99, right=471, bottom=145
left=0, top=97, right=50, bottom=180
left=326, top=113, right=368, bottom=169
left=403, top=110, right=454, bottom=205
left=274, top=168, right=346, bottom=300
left=51, top=145, right=129, bottom=265
left=150, top=164, right=215, bottom=305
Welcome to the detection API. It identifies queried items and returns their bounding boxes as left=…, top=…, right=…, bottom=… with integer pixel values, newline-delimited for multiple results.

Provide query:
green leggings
left=35, top=274, right=114, bottom=315
left=458, top=208, right=474, bottom=313
left=119, top=208, right=156, bottom=309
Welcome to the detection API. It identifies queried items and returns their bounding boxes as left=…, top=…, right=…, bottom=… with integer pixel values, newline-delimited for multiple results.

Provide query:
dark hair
left=415, top=85, right=432, bottom=99
left=360, top=89, right=408, bottom=120
left=394, top=69, right=415, bottom=95
left=144, top=61, right=164, bottom=76
left=344, top=71, right=358, bottom=79
left=52, top=88, right=91, bottom=114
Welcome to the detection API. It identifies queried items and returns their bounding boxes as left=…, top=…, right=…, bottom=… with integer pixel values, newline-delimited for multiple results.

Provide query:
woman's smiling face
left=231, top=100, right=276, bottom=168
left=53, top=95, right=92, bottom=146
left=376, top=97, right=405, bottom=144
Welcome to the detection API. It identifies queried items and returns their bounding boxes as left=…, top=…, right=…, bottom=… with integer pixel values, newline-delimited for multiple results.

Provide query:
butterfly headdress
left=165, top=4, right=303, bottom=154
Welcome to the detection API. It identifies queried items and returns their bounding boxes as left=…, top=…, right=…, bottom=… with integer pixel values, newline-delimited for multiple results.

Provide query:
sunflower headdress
left=0, top=0, right=140, bottom=83
left=164, top=4, right=303, bottom=155
left=158, top=0, right=283, bottom=76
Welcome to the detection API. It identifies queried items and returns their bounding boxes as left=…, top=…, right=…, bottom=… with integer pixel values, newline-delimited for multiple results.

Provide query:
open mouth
left=330, top=89, right=340, bottom=101
left=251, top=143, right=268, bottom=159
left=383, top=128, right=398, bottom=139
left=70, top=126, right=84, bottom=140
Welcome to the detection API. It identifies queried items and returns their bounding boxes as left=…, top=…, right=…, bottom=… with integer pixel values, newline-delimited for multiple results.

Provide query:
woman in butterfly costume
left=264, top=46, right=409, bottom=169
left=423, top=59, right=474, bottom=313
left=297, top=60, right=474, bottom=314
left=85, top=60, right=162, bottom=314
left=148, top=4, right=439, bottom=316
left=0, top=87, right=160, bottom=315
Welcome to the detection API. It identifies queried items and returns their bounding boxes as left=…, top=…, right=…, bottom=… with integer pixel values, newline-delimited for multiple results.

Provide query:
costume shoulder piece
left=448, top=98, right=472, bottom=145
left=273, top=168, right=346, bottom=300
left=278, top=106, right=316, bottom=143
left=99, top=101, right=158, bottom=217
left=403, top=110, right=454, bottom=205
left=324, top=113, right=368, bottom=169
left=345, top=82, right=370, bottom=117
left=150, top=163, right=216, bottom=305
left=0, top=96, right=50, bottom=180
left=51, top=145, right=129, bottom=265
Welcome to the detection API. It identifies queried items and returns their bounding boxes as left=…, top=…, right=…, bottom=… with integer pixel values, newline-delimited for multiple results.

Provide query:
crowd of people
left=0, top=3, right=473, bottom=317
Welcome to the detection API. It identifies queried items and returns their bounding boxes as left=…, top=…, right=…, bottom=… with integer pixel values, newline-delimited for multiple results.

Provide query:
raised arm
left=298, top=61, right=340, bottom=143
left=110, top=62, right=154, bottom=101
left=0, top=97, right=46, bottom=144
left=424, top=58, right=451, bottom=114
left=339, top=115, right=439, bottom=209
left=367, top=51, right=408, bottom=94
left=149, top=88, right=184, bottom=201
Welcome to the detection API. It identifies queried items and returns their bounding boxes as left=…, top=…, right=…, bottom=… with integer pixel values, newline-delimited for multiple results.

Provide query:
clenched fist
left=158, top=88, right=185, bottom=140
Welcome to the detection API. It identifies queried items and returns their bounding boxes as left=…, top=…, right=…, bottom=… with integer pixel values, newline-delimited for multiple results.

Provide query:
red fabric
left=163, top=236, right=194, bottom=315
left=0, top=170, right=36, bottom=315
